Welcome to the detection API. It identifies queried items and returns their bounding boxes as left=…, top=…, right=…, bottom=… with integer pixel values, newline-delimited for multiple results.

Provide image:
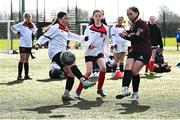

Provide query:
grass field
left=0, top=37, right=178, bottom=51
left=0, top=47, right=180, bottom=119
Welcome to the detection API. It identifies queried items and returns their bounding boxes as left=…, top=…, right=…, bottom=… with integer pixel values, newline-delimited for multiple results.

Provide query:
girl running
left=116, top=7, right=151, bottom=100
left=75, top=10, right=109, bottom=98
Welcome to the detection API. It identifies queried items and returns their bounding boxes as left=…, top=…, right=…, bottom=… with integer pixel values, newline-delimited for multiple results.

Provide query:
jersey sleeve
left=110, top=26, right=117, bottom=45
left=36, top=25, right=57, bottom=45
left=67, top=32, right=83, bottom=42
left=124, top=21, right=148, bottom=43
left=11, top=22, right=22, bottom=34
left=84, top=26, right=92, bottom=48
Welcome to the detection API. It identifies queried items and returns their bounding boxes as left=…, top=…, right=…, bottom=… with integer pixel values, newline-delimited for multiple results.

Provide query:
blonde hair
left=23, top=12, right=32, bottom=19
left=117, top=16, right=124, bottom=21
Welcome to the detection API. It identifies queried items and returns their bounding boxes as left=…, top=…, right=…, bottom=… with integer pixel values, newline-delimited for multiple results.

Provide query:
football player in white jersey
left=110, top=16, right=129, bottom=73
left=76, top=10, right=109, bottom=98
left=35, top=11, right=96, bottom=101
left=11, top=12, right=37, bottom=80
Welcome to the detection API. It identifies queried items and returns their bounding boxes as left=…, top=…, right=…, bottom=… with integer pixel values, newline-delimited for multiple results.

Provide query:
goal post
left=0, top=20, right=16, bottom=53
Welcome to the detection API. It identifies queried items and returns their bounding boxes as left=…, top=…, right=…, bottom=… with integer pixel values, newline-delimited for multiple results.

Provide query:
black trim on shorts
left=85, top=53, right=104, bottom=63
left=127, top=52, right=151, bottom=64
left=19, top=47, right=32, bottom=53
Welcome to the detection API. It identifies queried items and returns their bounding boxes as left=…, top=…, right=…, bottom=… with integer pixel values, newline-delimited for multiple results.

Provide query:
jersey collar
left=59, top=24, right=69, bottom=32
left=90, top=24, right=107, bottom=34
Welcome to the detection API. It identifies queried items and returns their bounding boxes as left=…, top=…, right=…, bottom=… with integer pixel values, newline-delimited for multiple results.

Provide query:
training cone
left=113, top=70, right=123, bottom=79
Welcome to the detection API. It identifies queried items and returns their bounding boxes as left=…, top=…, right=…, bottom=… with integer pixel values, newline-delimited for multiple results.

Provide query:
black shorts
left=85, top=53, right=104, bottom=63
left=19, top=47, right=32, bottom=53
left=52, top=52, right=65, bottom=70
left=127, top=52, right=151, bottom=64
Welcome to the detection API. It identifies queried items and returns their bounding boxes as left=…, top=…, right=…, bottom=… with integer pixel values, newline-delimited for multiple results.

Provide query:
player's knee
left=99, top=67, right=106, bottom=72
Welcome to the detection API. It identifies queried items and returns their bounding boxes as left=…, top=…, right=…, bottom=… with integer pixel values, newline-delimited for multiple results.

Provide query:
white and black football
left=60, top=51, right=76, bottom=65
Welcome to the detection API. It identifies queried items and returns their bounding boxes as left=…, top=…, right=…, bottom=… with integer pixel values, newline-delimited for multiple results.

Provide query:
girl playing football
left=75, top=10, right=109, bottom=98
left=116, top=6, right=152, bottom=100
left=35, top=11, right=95, bottom=101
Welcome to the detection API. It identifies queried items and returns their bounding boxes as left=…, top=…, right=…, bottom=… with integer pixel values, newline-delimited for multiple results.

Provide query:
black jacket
left=148, top=22, right=163, bottom=48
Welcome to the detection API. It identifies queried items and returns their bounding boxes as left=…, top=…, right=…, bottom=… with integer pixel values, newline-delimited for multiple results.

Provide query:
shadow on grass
left=0, top=80, right=24, bottom=86
left=116, top=101, right=151, bottom=114
left=73, top=97, right=104, bottom=110
left=36, top=78, right=65, bottom=83
left=107, top=77, right=123, bottom=81
left=21, top=97, right=105, bottom=115
left=141, top=75, right=162, bottom=79
left=49, top=115, right=66, bottom=118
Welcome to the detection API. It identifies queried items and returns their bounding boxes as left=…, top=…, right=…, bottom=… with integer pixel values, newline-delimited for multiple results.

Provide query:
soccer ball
left=60, top=51, right=76, bottom=65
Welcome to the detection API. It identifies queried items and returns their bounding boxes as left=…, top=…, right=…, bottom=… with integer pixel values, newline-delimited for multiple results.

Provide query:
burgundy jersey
left=125, top=19, right=151, bottom=54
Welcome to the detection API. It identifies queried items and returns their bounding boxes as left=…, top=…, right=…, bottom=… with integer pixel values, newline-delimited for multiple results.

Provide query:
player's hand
left=119, top=31, right=128, bottom=38
left=114, top=44, right=118, bottom=50
left=84, top=36, right=89, bottom=41
left=35, top=44, right=40, bottom=50
left=89, top=44, right=96, bottom=49
left=17, top=31, right=23, bottom=37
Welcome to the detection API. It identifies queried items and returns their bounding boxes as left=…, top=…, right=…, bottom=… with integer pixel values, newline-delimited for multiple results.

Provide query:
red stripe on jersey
left=59, top=24, right=69, bottom=32
left=90, top=24, right=107, bottom=34
left=23, top=21, right=33, bottom=29
left=115, top=25, right=125, bottom=28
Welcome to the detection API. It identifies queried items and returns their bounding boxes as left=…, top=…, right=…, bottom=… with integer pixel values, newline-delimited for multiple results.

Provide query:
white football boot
left=129, top=92, right=139, bottom=101
left=82, top=80, right=96, bottom=89
left=116, top=86, right=131, bottom=99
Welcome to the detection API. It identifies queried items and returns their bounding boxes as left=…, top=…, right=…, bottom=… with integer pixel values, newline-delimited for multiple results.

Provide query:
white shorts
left=113, top=41, right=128, bottom=53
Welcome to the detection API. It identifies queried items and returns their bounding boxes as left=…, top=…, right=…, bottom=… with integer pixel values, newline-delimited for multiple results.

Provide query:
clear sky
left=0, top=0, right=179, bottom=22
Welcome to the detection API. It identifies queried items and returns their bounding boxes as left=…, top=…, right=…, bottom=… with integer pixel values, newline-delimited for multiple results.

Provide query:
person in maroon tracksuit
left=116, top=6, right=152, bottom=100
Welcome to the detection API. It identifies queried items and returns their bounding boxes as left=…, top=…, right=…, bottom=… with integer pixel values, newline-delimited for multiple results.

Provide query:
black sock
left=122, top=70, right=132, bottom=87
left=24, top=62, right=29, bottom=77
left=65, top=76, right=75, bottom=91
left=70, top=65, right=83, bottom=79
left=132, top=74, right=140, bottom=92
left=120, top=63, right=124, bottom=72
left=18, top=62, right=23, bottom=77
left=113, top=64, right=117, bottom=72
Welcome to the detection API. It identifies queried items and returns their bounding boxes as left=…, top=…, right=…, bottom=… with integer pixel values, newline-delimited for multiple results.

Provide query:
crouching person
left=35, top=11, right=95, bottom=101
left=49, top=62, right=66, bottom=79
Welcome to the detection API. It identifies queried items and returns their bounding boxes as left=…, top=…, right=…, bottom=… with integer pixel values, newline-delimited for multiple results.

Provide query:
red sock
left=76, top=76, right=88, bottom=93
left=149, top=60, right=154, bottom=72
left=97, top=71, right=106, bottom=90
left=145, top=64, right=149, bottom=72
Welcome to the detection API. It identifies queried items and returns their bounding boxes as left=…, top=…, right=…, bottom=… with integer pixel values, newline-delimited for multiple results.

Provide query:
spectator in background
left=176, top=28, right=180, bottom=51
left=145, top=16, right=163, bottom=75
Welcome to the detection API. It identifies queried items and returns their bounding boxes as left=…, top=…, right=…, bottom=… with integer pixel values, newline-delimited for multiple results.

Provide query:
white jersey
left=84, top=24, right=109, bottom=56
left=110, top=25, right=129, bottom=53
left=11, top=21, right=37, bottom=47
left=36, top=23, right=83, bottom=60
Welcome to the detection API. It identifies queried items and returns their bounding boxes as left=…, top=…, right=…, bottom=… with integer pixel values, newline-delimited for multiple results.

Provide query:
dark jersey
left=148, top=22, right=163, bottom=48
left=125, top=19, right=151, bottom=55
